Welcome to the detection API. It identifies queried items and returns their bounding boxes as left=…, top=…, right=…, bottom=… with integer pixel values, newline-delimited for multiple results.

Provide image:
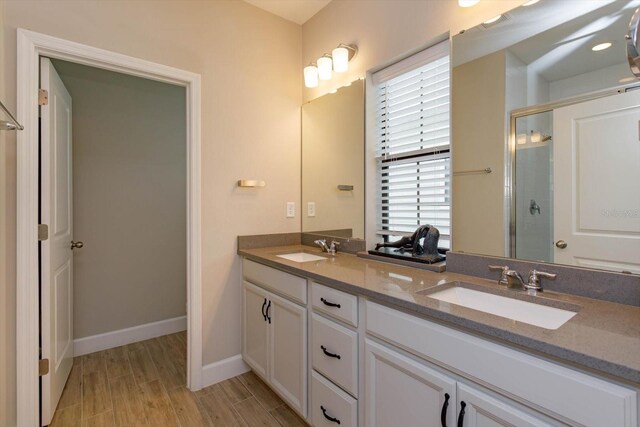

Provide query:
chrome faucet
left=314, top=239, right=340, bottom=255
left=489, top=265, right=557, bottom=294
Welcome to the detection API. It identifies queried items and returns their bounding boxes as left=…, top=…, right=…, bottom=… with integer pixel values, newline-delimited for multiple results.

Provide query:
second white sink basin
left=276, top=252, right=327, bottom=262
left=424, top=285, right=577, bottom=330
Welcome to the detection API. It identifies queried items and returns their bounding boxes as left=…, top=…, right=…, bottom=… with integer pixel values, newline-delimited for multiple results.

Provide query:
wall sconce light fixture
left=304, top=43, right=358, bottom=88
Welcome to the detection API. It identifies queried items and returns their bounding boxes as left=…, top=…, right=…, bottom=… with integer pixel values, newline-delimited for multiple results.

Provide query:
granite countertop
left=239, top=245, right=640, bottom=386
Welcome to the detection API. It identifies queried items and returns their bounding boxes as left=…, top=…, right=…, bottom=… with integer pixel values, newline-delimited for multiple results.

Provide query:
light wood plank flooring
left=50, top=332, right=307, bottom=426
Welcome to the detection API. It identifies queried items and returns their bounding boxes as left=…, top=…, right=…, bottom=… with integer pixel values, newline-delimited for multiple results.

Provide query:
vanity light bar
left=304, top=44, right=358, bottom=88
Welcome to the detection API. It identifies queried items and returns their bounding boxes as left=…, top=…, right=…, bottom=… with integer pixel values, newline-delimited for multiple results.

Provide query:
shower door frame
left=506, top=84, right=639, bottom=258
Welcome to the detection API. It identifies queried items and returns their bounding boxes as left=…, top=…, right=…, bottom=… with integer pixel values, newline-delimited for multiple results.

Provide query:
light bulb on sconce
left=458, top=0, right=480, bottom=7
left=304, top=63, right=319, bottom=88
left=332, top=46, right=350, bottom=72
left=317, top=55, right=333, bottom=80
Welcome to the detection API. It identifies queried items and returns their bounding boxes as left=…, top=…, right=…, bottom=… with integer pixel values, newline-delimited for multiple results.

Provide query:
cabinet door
left=364, top=339, right=456, bottom=427
left=456, top=383, right=556, bottom=427
left=242, top=281, right=269, bottom=378
left=269, top=292, right=308, bottom=417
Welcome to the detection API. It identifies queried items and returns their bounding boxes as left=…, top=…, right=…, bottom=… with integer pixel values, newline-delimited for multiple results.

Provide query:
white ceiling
left=243, top=0, right=332, bottom=25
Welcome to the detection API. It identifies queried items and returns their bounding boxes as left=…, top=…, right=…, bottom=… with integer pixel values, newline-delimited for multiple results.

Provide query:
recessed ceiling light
left=523, top=0, right=540, bottom=6
left=458, top=0, right=480, bottom=7
left=619, top=76, right=636, bottom=83
left=483, top=15, right=502, bottom=24
left=592, top=42, right=612, bottom=51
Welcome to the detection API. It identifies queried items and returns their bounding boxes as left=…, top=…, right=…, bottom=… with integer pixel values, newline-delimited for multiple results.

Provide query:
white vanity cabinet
left=364, top=339, right=457, bottom=427
left=240, top=258, right=638, bottom=427
left=241, top=261, right=307, bottom=418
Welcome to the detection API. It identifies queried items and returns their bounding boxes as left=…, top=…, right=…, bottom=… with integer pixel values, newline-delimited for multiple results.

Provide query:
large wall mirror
left=452, top=0, right=640, bottom=274
left=302, top=79, right=365, bottom=239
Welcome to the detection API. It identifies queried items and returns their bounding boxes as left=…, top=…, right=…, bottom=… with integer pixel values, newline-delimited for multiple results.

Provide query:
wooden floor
left=50, top=331, right=307, bottom=426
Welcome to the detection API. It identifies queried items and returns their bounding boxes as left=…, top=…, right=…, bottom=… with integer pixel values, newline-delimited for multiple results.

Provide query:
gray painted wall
left=53, top=59, right=187, bottom=338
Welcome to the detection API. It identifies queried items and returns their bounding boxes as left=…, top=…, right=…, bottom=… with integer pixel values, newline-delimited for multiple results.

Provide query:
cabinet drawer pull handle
left=441, top=393, right=450, bottom=427
left=320, top=345, right=341, bottom=360
left=266, top=300, right=272, bottom=324
left=320, top=297, right=341, bottom=308
left=457, top=401, right=466, bottom=427
left=261, top=298, right=267, bottom=321
left=321, top=405, right=341, bottom=424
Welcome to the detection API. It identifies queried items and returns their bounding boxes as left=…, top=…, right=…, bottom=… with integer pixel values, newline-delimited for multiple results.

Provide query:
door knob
left=555, top=240, right=567, bottom=249
left=70, top=241, right=84, bottom=250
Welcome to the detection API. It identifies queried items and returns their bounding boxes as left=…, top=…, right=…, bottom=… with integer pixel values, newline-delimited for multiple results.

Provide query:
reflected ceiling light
left=522, top=0, right=540, bottom=6
left=317, top=55, right=333, bottom=80
left=516, top=133, right=528, bottom=145
left=483, top=15, right=502, bottom=24
left=458, top=0, right=480, bottom=7
left=304, top=63, right=318, bottom=88
left=591, top=42, right=612, bottom=51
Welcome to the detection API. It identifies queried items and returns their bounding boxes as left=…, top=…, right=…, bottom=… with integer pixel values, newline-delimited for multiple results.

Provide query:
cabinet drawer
left=311, top=282, right=358, bottom=326
left=366, top=301, right=637, bottom=427
left=243, top=259, right=307, bottom=304
left=311, top=370, right=358, bottom=427
left=312, top=313, right=358, bottom=397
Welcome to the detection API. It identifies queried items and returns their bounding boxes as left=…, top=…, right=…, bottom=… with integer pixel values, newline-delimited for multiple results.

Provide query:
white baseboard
left=74, top=315, right=187, bottom=356
left=201, top=355, right=250, bottom=388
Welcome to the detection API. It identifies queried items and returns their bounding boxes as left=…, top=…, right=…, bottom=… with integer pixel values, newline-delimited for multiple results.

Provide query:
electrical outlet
left=286, top=202, right=295, bottom=218
left=307, top=202, right=316, bottom=217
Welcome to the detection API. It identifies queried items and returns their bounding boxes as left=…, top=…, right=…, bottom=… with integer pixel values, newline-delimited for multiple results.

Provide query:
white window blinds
left=373, top=41, right=451, bottom=248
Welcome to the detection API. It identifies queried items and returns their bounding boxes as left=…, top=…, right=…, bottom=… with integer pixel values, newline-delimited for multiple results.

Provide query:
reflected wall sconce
left=517, top=131, right=551, bottom=146
left=458, top=0, right=480, bottom=7
left=304, top=43, right=358, bottom=88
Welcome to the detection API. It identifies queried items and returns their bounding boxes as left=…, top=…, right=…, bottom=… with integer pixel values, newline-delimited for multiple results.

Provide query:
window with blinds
left=373, top=42, right=451, bottom=248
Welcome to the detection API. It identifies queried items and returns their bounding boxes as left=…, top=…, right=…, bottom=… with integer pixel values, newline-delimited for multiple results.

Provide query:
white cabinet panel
left=242, top=281, right=269, bottom=378
left=364, top=339, right=457, bottom=427
left=457, top=383, right=555, bottom=427
left=312, top=313, right=358, bottom=397
left=269, top=292, right=307, bottom=417
left=311, top=370, right=358, bottom=427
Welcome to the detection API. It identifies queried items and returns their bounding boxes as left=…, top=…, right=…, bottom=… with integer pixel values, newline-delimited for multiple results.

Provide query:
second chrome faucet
left=489, top=265, right=557, bottom=294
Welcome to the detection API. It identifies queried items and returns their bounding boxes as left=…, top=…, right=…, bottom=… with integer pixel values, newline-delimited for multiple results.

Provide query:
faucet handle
left=526, top=269, right=557, bottom=292
left=489, top=265, right=510, bottom=286
left=328, top=240, right=341, bottom=254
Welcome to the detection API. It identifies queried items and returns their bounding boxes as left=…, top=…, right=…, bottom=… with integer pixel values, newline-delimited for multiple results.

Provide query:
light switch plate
left=307, top=202, right=316, bottom=217
left=286, top=202, right=295, bottom=218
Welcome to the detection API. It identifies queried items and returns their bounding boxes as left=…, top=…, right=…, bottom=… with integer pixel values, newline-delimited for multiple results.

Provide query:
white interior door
left=553, top=90, right=640, bottom=273
left=40, top=57, right=74, bottom=426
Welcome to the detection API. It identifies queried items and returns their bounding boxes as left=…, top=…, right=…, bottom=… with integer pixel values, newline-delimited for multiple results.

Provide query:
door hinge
left=38, top=224, right=49, bottom=241
left=38, top=89, right=49, bottom=106
left=39, top=359, right=50, bottom=376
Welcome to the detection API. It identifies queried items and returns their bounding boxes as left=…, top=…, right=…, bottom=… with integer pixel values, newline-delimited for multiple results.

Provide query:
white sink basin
left=276, top=252, right=327, bottom=262
left=425, top=285, right=577, bottom=330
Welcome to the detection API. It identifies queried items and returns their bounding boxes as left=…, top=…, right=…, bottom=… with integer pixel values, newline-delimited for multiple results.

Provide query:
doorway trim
left=16, top=29, right=202, bottom=425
